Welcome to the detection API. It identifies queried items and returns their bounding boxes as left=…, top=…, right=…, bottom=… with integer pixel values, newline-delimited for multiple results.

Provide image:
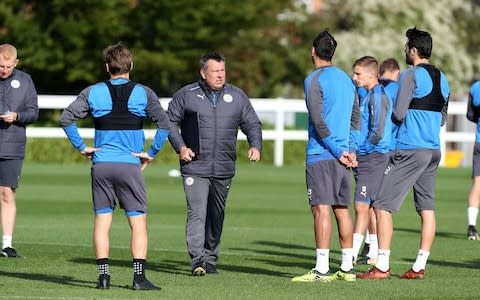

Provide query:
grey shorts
left=0, top=159, right=23, bottom=189
left=91, top=163, right=147, bottom=213
left=354, top=152, right=390, bottom=204
left=472, top=143, right=480, bottom=177
left=372, top=149, right=441, bottom=212
left=306, top=159, right=352, bottom=206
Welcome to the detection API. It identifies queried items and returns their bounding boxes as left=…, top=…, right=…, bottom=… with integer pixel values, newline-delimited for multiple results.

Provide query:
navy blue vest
left=93, top=81, right=144, bottom=130
left=409, top=64, right=444, bottom=112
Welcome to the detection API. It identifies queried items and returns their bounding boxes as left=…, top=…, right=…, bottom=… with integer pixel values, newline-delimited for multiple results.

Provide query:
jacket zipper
left=212, top=97, right=217, bottom=175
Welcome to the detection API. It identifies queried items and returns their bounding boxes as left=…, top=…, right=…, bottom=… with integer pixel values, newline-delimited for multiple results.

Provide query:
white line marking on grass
left=0, top=297, right=134, bottom=300
left=0, top=297, right=88, bottom=300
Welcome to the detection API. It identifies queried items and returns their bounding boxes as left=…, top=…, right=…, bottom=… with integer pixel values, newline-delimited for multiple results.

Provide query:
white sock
left=352, top=233, right=364, bottom=261
left=314, top=249, right=330, bottom=274
left=376, top=249, right=390, bottom=272
left=468, top=207, right=478, bottom=226
left=365, top=230, right=370, bottom=244
left=2, top=235, right=12, bottom=249
left=340, top=248, right=354, bottom=272
left=412, top=250, right=430, bottom=272
left=367, top=234, right=378, bottom=258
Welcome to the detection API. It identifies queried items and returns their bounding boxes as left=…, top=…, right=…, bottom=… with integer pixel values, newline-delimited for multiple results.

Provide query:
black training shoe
left=0, top=247, right=20, bottom=258
left=206, top=263, right=219, bottom=274
left=356, top=256, right=377, bottom=266
left=132, top=278, right=161, bottom=290
left=96, top=274, right=110, bottom=289
left=359, top=243, right=370, bottom=258
left=192, top=262, right=206, bottom=276
left=468, top=225, right=479, bottom=240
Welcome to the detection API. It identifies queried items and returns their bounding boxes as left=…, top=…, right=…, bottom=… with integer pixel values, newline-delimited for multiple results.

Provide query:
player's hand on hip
left=132, top=152, right=154, bottom=171
left=81, top=146, right=99, bottom=160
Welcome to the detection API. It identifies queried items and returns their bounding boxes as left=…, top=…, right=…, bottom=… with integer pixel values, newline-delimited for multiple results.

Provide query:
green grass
left=2, top=163, right=479, bottom=299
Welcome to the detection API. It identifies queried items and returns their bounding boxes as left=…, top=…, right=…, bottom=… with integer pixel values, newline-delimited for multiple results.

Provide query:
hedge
left=24, top=138, right=307, bottom=166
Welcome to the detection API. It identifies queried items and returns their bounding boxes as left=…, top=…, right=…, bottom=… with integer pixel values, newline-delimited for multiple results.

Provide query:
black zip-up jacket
left=167, top=80, right=262, bottom=178
left=0, top=69, right=39, bottom=159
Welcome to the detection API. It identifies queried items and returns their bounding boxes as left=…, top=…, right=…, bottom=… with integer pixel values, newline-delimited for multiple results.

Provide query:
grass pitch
left=1, top=162, right=479, bottom=299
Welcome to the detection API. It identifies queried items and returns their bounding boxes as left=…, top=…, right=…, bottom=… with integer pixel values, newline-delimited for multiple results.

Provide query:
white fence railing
left=31, top=95, right=472, bottom=167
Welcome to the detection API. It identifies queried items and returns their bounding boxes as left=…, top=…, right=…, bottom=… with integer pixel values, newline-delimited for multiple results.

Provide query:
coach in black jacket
left=167, top=52, right=262, bottom=276
left=0, top=44, right=38, bottom=258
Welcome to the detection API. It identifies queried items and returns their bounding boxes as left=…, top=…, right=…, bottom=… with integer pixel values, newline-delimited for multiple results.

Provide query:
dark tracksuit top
left=167, top=80, right=262, bottom=179
left=0, top=69, right=39, bottom=159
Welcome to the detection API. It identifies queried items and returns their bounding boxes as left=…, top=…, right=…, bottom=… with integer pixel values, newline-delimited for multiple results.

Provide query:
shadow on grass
left=228, top=240, right=341, bottom=275
left=394, top=227, right=465, bottom=239
left=230, top=240, right=340, bottom=258
left=399, top=257, right=480, bottom=269
left=70, top=257, right=294, bottom=278
left=0, top=270, right=130, bottom=289
left=68, top=240, right=344, bottom=279
left=216, top=263, right=294, bottom=277
left=70, top=257, right=192, bottom=276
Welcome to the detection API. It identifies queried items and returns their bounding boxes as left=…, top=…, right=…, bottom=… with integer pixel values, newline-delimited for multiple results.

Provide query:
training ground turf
left=1, top=163, right=479, bottom=299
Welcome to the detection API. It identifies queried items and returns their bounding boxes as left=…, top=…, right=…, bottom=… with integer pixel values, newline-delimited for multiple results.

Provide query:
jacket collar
left=198, top=79, right=225, bottom=96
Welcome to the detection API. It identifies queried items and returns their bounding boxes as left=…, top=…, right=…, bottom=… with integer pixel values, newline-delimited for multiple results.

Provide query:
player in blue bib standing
left=61, top=43, right=170, bottom=290
left=358, top=27, right=449, bottom=280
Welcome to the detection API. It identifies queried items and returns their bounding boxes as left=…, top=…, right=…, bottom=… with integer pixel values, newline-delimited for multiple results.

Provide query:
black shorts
left=0, top=159, right=23, bottom=189
left=91, top=163, right=147, bottom=213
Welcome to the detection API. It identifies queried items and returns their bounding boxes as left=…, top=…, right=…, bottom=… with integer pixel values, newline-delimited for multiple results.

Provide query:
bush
left=25, top=138, right=307, bottom=166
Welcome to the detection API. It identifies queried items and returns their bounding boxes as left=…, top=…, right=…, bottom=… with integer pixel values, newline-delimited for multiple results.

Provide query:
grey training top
left=167, top=80, right=262, bottom=178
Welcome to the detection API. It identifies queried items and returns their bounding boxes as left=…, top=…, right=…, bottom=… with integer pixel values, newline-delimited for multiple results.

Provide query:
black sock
left=133, top=258, right=146, bottom=281
left=96, top=258, right=110, bottom=276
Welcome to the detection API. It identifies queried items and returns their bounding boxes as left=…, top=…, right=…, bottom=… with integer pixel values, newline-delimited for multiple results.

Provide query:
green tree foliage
left=0, top=0, right=134, bottom=93
left=2, top=0, right=479, bottom=99
left=317, top=0, right=480, bottom=95
left=0, top=0, right=304, bottom=97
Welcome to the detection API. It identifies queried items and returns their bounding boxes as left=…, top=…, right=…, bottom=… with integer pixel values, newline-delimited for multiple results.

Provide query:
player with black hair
left=292, top=30, right=359, bottom=282
left=358, top=27, right=449, bottom=280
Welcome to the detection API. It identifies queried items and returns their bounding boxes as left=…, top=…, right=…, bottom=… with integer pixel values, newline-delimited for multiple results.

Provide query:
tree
left=2, top=0, right=479, bottom=98
left=0, top=0, right=301, bottom=97
left=317, top=0, right=480, bottom=96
